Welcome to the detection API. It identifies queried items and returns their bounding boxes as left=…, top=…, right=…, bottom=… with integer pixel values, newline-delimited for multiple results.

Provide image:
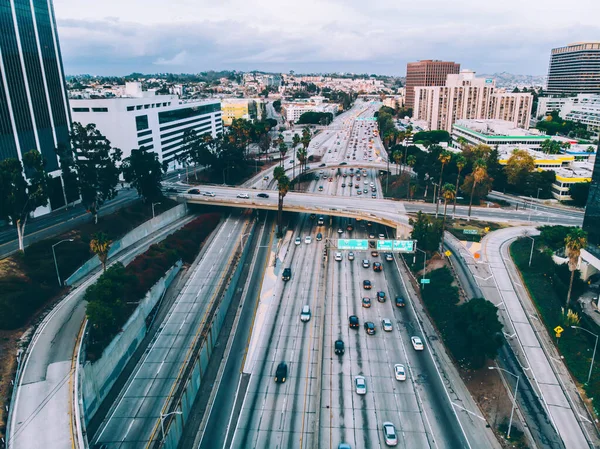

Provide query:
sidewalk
left=461, top=226, right=597, bottom=449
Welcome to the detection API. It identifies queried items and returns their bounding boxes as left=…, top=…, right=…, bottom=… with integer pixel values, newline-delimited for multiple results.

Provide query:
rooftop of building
left=454, top=119, right=545, bottom=139
left=553, top=163, right=594, bottom=181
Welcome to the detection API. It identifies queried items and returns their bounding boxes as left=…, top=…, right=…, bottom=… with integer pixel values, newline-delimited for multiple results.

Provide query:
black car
left=363, top=280, right=372, bottom=290
left=334, top=340, right=345, bottom=355
left=349, top=315, right=360, bottom=329
left=385, top=253, right=394, bottom=262
left=364, top=321, right=376, bottom=335
left=187, top=188, right=200, bottom=194
left=395, top=296, right=406, bottom=307
left=275, top=362, right=288, bottom=383
left=282, top=268, right=291, bottom=281
left=257, top=193, right=270, bottom=198
left=373, top=262, right=382, bottom=272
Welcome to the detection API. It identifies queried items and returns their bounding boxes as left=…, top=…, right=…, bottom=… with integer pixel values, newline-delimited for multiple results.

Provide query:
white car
left=370, top=182, right=375, bottom=187
left=382, top=319, right=393, bottom=332
left=335, top=252, right=343, bottom=262
left=295, top=237, right=301, bottom=245
left=354, top=375, right=366, bottom=395
left=382, top=422, right=398, bottom=446
left=305, top=236, right=312, bottom=244
left=362, top=259, right=370, bottom=268
left=411, top=336, right=424, bottom=351
left=394, top=364, right=406, bottom=381
left=236, top=193, right=249, bottom=199
left=378, top=234, right=385, bottom=240
left=203, top=191, right=216, bottom=197
left=364, top=180, right=369, bottom=185
left=348, top=252, right=355, bottom=261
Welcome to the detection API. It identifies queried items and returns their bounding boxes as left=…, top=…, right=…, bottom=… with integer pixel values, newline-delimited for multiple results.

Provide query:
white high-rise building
left=70, top=83, right=222, bottom=170
left=413, top=71, right=532, bottom=131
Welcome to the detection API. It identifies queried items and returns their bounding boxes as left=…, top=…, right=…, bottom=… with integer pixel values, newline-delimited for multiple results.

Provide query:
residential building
left=71, top=83, right=222, bottom=170
left=405, top=60, right=460, bottom=110
left=413, top=71, right=532, bottom=132
left=0, top=0, right=72, bottom=213
left=221, top=99, right=258, bottom=126
left=537, top=94, right=600, bottom=135
left=546, top=42, right=600, bottom=96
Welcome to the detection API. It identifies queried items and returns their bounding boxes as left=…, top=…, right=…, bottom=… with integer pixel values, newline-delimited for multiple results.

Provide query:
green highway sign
left=392, top=240, right=415, bottom=253
left=420, top=278, right=430, bottom=284
left=463, top=229, right=479, bottom=235
left=377, top=240, right=393, bottom=251
left=337, top=239, right=369, bottom=250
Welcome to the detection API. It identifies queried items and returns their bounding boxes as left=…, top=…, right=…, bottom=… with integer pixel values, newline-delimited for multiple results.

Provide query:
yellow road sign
left=445, top=250, right=452, bottom=257
left=554, top=325, right=564, bottom=334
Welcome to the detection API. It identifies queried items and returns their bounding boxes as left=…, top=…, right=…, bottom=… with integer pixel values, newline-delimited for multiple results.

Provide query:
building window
left=158, top=103, right=221, bottom=124
left=138, top=137, right=153, bottom=146
left=91, top=107, right=109, bottom=112
left=136, top=105, right=142, bottom=110
left=127, top=106, right=135, bottom=111
left=136, top=115, right=149, bottom=131
left=72, top=107, right=90, bottom=112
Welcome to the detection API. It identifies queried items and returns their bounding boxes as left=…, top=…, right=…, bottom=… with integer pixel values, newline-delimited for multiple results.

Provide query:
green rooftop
left=454, top=124, right=548, bottom=141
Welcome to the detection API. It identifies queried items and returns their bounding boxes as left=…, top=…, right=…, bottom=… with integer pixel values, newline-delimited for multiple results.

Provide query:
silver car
left=354, top=375, right=366, bottom=395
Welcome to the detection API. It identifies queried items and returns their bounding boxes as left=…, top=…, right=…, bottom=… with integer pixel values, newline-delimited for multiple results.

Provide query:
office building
left=547, top=42, right=600, bottom=96
left=537, top=94, right=600, bottom=135
left=405, top=60, right=460, bottom=110
left=71, top=83, right=222, bottom=170
left=0, top=0, right=72, bottom=212
left=413, top=71, right=532, bottom=132
left=221, top=99, right=258, bottom=126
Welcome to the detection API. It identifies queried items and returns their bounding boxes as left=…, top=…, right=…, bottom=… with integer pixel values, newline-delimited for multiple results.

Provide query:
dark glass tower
left=583, top=141, right=600, bottom=258
left=0, top=0, right=70, bottom=179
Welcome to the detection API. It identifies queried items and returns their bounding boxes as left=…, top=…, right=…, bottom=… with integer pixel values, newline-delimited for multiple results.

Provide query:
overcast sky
left=53, top=0, right=600, bottom=76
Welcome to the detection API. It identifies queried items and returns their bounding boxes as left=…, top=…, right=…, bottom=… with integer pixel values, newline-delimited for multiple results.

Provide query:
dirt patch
left=0, top=329, right=20, bottom=439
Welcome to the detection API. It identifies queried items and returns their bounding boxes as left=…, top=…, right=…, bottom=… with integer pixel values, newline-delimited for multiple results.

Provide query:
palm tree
left=409, top=184, right=417, bottom=201
left=292, top=133, right=301, bottom=179
left=468, top=160, right=487, bottom=218
left=296, top=147, right=307, bottom=173
left=440, top=183, right=456, bottom=255
left=565, top=229, right=588, bottom=306
left=277, top=175, right=290, bottom=237
left=301, top=127, right=311, bottom=171
left=278, top=141, right=288, bottom=166
left=452, top=154, right=466, bottom=217
left=90, top=232, right=111, bottom=272
left=273, top=165, right=285, bottom=182
left=392, top=150, right=402, bottom=174
left=406, top=155, right=416, bottom=200
left=436, top=150, right=452, bottom=216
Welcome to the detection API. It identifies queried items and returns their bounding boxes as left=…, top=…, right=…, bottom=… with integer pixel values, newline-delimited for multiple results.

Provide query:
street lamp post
left=52, top=239, right=74, bottom=286
left=488, top=366, right=520, bottom=439
left=523, top=234, right=535, bottom=267
left=413, top=247, right=427, bottom=289
left=160, top=411, right=182, bottom=442
left=152, top=202, right=161, bottom=219
left=571, top=325, right=599, bottom=384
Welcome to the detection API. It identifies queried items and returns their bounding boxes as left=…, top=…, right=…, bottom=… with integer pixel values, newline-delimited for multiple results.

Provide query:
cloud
left=52, top=0, right=600, bottom=75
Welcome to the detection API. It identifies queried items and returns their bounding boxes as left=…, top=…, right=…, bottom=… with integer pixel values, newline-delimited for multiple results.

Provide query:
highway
left=90, top=213, right=249, bottom=448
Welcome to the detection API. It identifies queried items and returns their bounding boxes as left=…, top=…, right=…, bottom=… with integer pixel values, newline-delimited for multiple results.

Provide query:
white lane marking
left=157, top=360, right=165, bottom=375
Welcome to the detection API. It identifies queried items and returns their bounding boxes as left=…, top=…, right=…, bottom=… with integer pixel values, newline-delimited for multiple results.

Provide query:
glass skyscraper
left=583, top=141, right=600, bottom=257
left=0, top=0, right=71, bottom=207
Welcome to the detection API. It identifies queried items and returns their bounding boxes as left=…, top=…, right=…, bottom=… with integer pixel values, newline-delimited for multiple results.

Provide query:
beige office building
left=413, top=71, right=532, bottom=131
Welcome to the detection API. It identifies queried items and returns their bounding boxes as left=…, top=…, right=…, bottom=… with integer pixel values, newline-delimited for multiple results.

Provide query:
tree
left=455, top=298, right=503, bottom=369
left=436, top=151, right=452, bottom=215
left=565, top=229, right=587, bottom=306
left=505, top=149, right=535, bottom=187
left=258, top=133, right=271, bottom=162
left=90, top=232, right=112, bottom=272
left=406, top=155, right=416, bottom=199
left=55, top=143, right=80, bottom=206
left=122, top=148, right=165, bottom=203
left=178, top=129, right=197, bottom=181
left=540, top=138, right=562, bottom=155
left=278, top=141, right=288, bottom=165
left=466, top=160, right=487, bottom=218
left=273, top=100, right=282, bottom=113
left=276, top=175, right=290, bottom=236
left=392, top=150, right=402, bottom=174
left=453, top=154, right=466, bottom=217
left=409, top=211, right=443, bottom=253
left=300, top=127, right=311, bottom=171
left=440, top=183, right=456, bottom=253
left=273, top=165, right=285, bottom=182
left=70, top=123, right=122, bottom=224
left=297, top=111, right=333, bottom=125
left=569, top=181, right=591, bottom=207
left=487, top=147, right=506, bottom=192
left=0, top=150, right=51, bottom=252
left=291, top=132, right=301, bottom=179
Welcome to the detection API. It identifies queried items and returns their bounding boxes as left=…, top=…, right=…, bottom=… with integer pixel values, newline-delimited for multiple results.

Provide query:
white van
left=300, top=305, right=311, bottom=322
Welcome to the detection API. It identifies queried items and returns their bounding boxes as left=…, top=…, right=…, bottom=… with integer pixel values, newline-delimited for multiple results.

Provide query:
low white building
left=70, top=83, right=222, bottom=170
left=536, top=94, right=600, bottom=135
left=282, top=102, right=339, bottom=123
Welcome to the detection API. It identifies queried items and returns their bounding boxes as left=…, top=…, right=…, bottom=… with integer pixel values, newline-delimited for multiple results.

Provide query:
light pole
left=536, top=187, right=542, bottom=201
left=523, top=234, right=535, bottom=267
left=488, top=366, right=520, bottom=439
left=52, top=239, right=74, bottom=286
left=160, top=411, right=182, bottom=442
left=528, top=196, right=533, bottom=222
left=413, top=247, right=427, bottom=289
left=152, top=202, right=161, bottom=218
left=571, top=325, right=598, bottom=384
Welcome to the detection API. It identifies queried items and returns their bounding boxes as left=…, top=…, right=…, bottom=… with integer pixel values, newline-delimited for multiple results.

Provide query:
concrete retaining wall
left=65, top=204, right=187, bottom=286
left=80, top=261, right=183, bottom=423
left=161, top=220, right=257, bottom=449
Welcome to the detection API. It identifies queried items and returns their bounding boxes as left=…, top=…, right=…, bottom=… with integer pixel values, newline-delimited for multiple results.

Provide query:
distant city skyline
left=53, top=0, right=600, bottom=77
